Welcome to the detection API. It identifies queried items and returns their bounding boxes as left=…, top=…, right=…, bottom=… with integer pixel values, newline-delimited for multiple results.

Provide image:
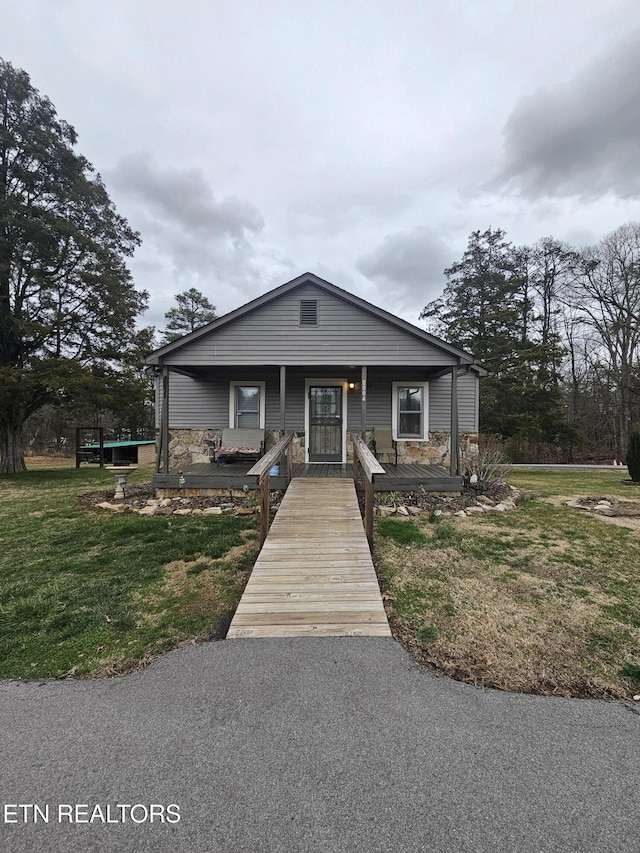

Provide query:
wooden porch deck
left=226, top=478, right=392, bottom=639
left=154, top=461, right=462, bottom=492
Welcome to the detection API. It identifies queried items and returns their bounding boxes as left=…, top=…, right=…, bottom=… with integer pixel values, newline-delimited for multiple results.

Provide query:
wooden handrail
left=247, top=432, right=294, bottom=546
left=246, top=433, right=293, bottom=478
left=350, top=432, right=386, bottom=547
left=350, top=433, right=385, bottom=480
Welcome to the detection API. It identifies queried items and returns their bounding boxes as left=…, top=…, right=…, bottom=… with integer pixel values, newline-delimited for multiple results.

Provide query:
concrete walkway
left=227, top=478, right=391, bottom=638
left=1, top=638, right=639, bottom=853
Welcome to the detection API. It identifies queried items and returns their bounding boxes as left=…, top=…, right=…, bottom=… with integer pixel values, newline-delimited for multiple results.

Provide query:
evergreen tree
left=162, top=288, right=217, bottom=343
left=421, top=228, right=578, bottom=457
left=0, top=59, right=145, bottom=472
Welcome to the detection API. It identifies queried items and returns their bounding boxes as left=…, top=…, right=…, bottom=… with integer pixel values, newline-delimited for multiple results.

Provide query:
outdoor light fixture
left=348, top=382, right=356, bottom=390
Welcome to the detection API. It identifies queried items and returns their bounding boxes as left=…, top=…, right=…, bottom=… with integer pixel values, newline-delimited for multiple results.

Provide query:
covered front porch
left=153, top=361, right=477, bottom=484
left=153, top=457, right=463, bottom=494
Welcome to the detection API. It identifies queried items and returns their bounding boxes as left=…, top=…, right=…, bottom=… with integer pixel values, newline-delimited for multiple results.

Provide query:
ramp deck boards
left=226, top=478, right=391, bottom=639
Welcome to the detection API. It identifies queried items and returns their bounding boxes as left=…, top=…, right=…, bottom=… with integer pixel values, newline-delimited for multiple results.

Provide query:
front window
left=392, top=382, right=428, bottom=440
left=398, top=386, right=423, bottom=437
left=229, top=382, right=265, bottom=428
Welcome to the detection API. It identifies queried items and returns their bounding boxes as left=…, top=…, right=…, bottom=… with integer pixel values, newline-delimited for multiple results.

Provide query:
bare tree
left=574, top=223, right=640, bottom=458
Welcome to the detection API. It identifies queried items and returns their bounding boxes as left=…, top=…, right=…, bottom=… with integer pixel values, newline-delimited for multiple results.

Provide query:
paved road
left=1, top=638, right=638, bottom=853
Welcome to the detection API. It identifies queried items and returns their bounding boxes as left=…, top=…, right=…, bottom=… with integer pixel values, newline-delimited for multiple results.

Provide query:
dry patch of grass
left=374, top=504, right=640, bottom=699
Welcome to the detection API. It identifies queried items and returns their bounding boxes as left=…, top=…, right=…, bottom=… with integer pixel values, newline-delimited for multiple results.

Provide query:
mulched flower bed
left=372, top=481, right=514, bottom=513
left=77, top=485, right=284, bottom=516
left=79, top=481, right=515, bottom=518
left=564, top=496, right=640, bottom=517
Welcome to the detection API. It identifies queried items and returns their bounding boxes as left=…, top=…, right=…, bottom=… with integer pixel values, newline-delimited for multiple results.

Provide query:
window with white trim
left=229, top=382, right=266, bottom=429
left=392, top=382, right=428, bottom=440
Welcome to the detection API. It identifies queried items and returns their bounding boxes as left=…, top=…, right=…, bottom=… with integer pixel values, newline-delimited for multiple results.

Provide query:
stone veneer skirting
left=164, top=428, right=479, bottom=470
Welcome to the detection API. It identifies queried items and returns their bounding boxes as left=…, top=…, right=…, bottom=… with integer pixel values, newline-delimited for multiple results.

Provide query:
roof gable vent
left=299, top=299, right=318, bottom=326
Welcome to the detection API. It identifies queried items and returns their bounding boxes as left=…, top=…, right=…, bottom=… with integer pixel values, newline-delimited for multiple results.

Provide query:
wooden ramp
left=227, top=478, right=391, bottom=639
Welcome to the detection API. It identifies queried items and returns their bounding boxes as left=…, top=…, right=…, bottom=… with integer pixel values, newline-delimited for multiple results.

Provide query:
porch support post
left=365, top=477, right=374, bottom=546
left=259, top=472, right=270, bottom=546
left=361, top=365, right=367, bottom=435
left=450, top=361, right=459, bottom=477
left=162, top=366, right=170, bottom=475
left=280, top=365, right=286, bottom=432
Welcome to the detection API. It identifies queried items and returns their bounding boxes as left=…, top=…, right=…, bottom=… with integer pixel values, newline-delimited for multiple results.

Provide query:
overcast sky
left=4, top=0, right=640, bottom=331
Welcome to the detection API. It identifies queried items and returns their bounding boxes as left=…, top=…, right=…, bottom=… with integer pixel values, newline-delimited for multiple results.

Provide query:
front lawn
left=0, top=464, right=258, bottom=679
left=374, top=469, right=640, bottom=699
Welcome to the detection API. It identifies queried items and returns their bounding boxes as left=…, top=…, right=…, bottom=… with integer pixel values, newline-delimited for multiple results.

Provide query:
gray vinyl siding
left=429, top=372, right=478, bottom=432
left=167, top=369, right=281, bottom=429
left=164, top=284, right=457, bottom=368
left=166, top=366, right=479, bottom=433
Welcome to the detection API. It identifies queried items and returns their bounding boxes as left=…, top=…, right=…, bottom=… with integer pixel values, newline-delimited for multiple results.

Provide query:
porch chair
left=371, top=427, right=398, bottom=466
left=212, top=428, right=265, bottom=465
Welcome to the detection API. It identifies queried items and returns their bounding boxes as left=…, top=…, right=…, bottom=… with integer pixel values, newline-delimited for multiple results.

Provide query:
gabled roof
left=146, top=272, right=486, bottom=372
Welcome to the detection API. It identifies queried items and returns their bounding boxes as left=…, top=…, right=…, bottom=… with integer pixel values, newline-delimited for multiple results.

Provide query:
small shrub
left=377, top=491, right=404, bottom=507
left=465, top=436, right=512, bottom=485
left=626, top=425, right=640, bottom=482
left=244, top=491, right=261, bottom=508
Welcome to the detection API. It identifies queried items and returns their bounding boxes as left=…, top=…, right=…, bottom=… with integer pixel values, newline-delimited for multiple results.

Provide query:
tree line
left=0, top=57, right=219, bottom=471
left=422, top=225, right=640, bottom=462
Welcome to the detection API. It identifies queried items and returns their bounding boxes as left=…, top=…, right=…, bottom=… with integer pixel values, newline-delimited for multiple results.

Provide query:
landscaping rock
left=137, top=505, right=158, bottom=516
left=160, top=498, right=173, bottom=507
left=396, top=506, right=410, bottom=516
left=593, top=506, right=615, bottom=516
left=476, top=495, right=495, bottom=506
left=465, top=505, right=486, bottom=514
left=173, top=509, right=193, bottom=516
left=96, top=502, right=126, bottom=512
left=407, top=506, right=422, bottom=516
left=202, top=507, right=223, bottom=516
left=235, top=507, right=256, bottom=515
left=378, top=506, right=396, bottom=518
left=565, top=499, right=587, bottom=509
left=454, top=510, right=467, bottom=517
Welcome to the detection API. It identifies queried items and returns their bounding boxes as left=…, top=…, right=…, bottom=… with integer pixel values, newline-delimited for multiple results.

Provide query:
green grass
left=509, top=467, right=638, bottom=499
left=375, top=469, right=640, bottom=699
left=0, top=464, right=257, bottom=679
left=377, top=518, right=428, bottom=545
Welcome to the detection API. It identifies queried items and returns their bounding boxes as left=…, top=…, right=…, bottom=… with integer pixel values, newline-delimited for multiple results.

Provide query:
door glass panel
left=235, top=386, right=260, bottom=428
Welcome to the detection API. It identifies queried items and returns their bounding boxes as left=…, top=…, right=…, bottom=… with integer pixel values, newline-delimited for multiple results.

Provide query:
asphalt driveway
left=1, top=637, right=638, bottom=852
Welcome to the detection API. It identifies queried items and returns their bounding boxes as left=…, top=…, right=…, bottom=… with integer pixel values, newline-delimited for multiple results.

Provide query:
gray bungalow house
left=146, top=273, right=486, bottom=492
